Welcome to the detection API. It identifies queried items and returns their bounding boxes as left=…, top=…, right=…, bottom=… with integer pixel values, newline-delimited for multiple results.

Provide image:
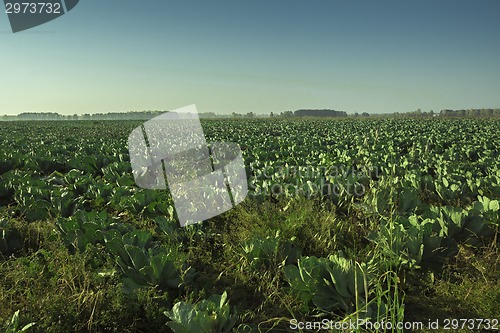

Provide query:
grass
left=1, top=196, right=499, bottom=332
left=405, top=240, right=500, bottom=332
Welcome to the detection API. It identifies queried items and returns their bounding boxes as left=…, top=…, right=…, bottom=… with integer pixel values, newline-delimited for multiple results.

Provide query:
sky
left=1, top=0, right=500, bottom=115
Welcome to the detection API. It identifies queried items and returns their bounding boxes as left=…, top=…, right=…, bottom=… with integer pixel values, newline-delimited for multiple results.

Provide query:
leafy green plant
left=164, top=291, right=238, bottom=333
left=56, top=210, right=131, bottom=252
left=104, top=231, right=195, bottom=295
left=434, top=177, right=461, bottom=202
left=2, top=310, right=35, bottom=333
left=284, top=254, right=370, bottom=314
left=240, top=232, right=301, bottom=269
left=429, top=204, right=494, bottom=246
left=14, top=180, right=53, bottom=222
left=117, top=246, right=183, bottom=291
left=103, top=229, right=154, bottom=255
left=369, top=215, right=458, bottom=273
left=472, top=195, right=500, bottom=226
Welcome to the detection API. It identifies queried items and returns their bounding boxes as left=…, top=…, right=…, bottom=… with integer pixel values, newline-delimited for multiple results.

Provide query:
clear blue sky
left=1, top=0, right=499, bottom=115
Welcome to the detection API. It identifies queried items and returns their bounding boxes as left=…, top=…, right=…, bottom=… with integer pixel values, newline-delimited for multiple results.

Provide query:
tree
left=293, top=109, right=347, bottom=117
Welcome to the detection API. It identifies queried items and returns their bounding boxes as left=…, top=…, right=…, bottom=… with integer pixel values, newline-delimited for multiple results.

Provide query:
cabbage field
left=1, top=118, right=499, bottom=332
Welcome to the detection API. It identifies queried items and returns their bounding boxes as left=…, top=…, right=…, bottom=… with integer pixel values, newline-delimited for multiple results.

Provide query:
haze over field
left=1, top=0, right=500, bottom=115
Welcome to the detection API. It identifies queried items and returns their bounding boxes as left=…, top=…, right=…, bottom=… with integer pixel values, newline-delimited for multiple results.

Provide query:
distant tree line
left=231, top=112, right=256, bottom=118
left=78, top=111, right=166, bottom=120
left=265, top=109, right=351, bottom=118
left=393, top=109, right=435, bottom=117
left=3, top=108, right=499, bottom=121
left=0, top=111, right=167, bottom=121
left=439, top=108, right=500, bottom=117
left=352, top=112, right=370, bottom=117
left=393, top=108, right=500, bottom=118
left=0, top=111, right=227, bottom=121
left=293, top=109, right=348, bottom=117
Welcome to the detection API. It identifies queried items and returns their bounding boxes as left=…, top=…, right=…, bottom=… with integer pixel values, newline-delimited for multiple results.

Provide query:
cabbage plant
left=165, top=291, right=237, bottom=333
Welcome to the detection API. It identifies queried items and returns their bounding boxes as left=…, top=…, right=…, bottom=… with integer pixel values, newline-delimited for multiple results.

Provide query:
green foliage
left=101, top=228, right=196, bottom=295
left=2, top=310, right=35, bottom=333
left=56, top=210, right=131, bottom=252
left=472, top=195, right=500, bottom=226
left=369, top=215, right=459, bottom=273
left=0, top=119, right=499, bottom=331
left=165, top=291, right=238, bottom=333
left=0, top=219, right=23, bottom=256
left=116, top=245, right=189, bottom=293
left=284, top=254, right=371, bottom=314
left=240, top=232, right=301, bottom=269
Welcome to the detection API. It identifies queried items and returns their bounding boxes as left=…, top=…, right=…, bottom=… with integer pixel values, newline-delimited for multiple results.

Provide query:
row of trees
left=439, top=108, right=500, bottom=117
left=394, top=108, right=500, bottom=117
left=3, top=108, right=499, bottom=121
left=394, top=109, right=435, bottom=117
left=2, top=111, right=167, bottom=121
left=294, top=109, right=348, bottom=117
left=268, top=109, right=358, bottom=118
left=1, top=111, right=227, bottom=121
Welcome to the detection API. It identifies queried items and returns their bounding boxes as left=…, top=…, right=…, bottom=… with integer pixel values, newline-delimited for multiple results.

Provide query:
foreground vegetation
left=1, top=118, right=499, bottom=332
